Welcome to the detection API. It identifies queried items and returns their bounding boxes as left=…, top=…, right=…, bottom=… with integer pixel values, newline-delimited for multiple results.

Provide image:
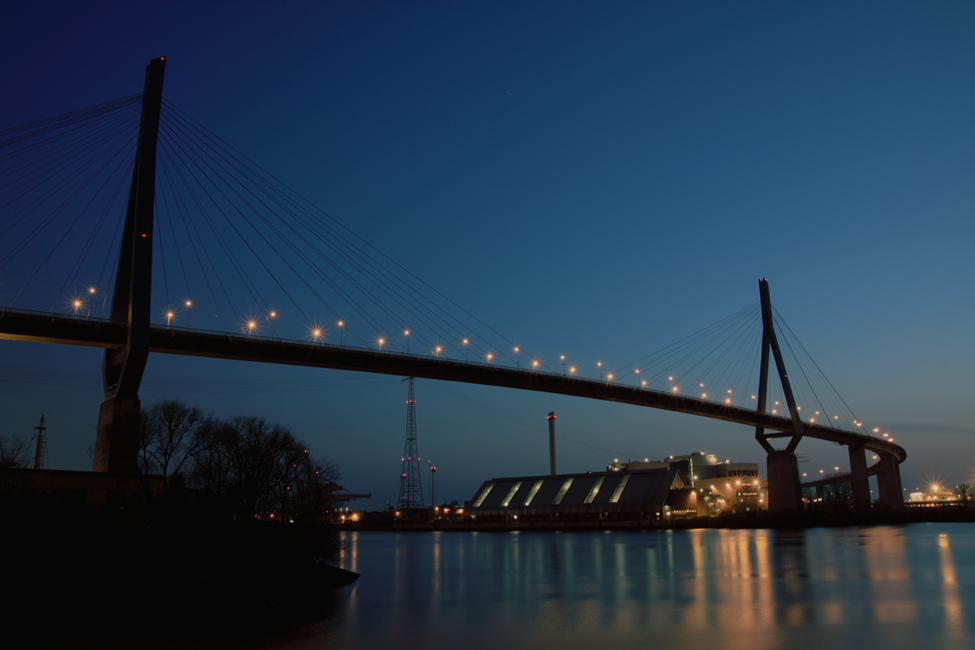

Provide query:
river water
left=281, top=524, right=974, bottom=650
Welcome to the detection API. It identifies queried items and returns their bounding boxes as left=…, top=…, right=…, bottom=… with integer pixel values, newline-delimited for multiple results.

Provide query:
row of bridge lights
left=164, top=300, right=196, bottom=329
left=71, top=290, right=200, bottom=330
left=67, top=297, right=899, bottom=442
left=802, top=454, right=886, bottom=479
left=69, top=287, right=99, bottom=320
left=319, top=322, right=896, bottom=438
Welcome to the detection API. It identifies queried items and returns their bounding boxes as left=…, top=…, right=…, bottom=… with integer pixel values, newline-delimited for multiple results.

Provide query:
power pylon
left=397, top=377, right=424, bottom=509
left=33, top=415, right=47, bottom=470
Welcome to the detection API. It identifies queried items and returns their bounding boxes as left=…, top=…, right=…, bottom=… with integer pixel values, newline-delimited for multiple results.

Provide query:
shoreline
left=345, top=504, right=975, bottom=533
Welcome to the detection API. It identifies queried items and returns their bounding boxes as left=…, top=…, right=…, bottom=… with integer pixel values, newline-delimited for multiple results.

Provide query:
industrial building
left=467, top=451, right=762, bottom=524
left=468, top=467, right=687, bottom=524
left=610, top=452, right=763, bottom=514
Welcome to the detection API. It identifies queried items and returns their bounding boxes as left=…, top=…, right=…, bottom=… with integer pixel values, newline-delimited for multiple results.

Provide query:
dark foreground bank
left=4, top=518, right=356, bottom=649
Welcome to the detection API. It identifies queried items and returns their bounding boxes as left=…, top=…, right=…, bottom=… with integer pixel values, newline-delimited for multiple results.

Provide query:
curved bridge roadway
left=1, top=308, right=906, bottom=501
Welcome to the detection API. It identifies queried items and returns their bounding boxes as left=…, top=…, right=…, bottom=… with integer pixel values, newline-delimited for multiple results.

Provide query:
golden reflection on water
left=863, top=527, right=917, bottom=625
left=329, top=526, right=973, bottom=650
left=940, top=532, right=963, bottom=639
left=338, top=530, right=359, bottom=617
left=432, top=531, right=441, bottom=604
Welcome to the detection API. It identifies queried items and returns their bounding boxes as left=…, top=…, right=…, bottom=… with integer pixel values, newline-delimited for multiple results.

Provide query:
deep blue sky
left=2, top=1, right=974, bottom=507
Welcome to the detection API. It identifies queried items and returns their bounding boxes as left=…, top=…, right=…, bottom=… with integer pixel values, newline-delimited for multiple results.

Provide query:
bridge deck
left=0, top=308, right=907, bottom=468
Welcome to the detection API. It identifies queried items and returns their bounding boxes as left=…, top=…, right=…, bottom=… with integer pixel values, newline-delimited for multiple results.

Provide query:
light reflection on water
left=291, top=524, right=975, bottom=650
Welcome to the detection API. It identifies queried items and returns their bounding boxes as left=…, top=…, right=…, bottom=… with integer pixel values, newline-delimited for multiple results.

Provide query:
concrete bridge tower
left=91, top=57, right=165, bottom=474
left=753, top=279, right=806, bottom=512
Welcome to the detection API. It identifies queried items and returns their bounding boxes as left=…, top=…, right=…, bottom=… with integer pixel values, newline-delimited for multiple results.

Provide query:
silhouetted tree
left=823, top=478, right=852, bottom=508
left=0, top=435, right=30, bottom=469
left=188, top=419, right=237, bottom=504
left=188, top=416, right=336, bottom=518
left=225, top=416, right=303, bottom=516
left=138, top=400, right=215, bottom=487
left=285, top=449, right=341, bottom=522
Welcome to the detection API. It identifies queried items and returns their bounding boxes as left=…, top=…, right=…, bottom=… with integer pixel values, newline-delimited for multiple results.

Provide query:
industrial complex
left=468, top=451, right=762, bottom=524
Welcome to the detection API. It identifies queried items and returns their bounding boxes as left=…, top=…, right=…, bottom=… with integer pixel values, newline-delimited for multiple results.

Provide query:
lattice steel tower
left=397, top=377, right=424, bottom=509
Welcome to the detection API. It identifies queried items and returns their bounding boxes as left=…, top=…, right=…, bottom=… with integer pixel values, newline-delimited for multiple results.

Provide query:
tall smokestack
left=547, top=411, right=557, bottom=475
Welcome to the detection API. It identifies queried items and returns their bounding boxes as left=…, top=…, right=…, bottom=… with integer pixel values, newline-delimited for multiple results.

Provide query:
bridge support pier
left=91, top=57, right=165, bottom=476
left=766, top=450, right=803, bottom=513
left=876, top=452, right=903, bottom=506
left=93, top=396, right=142, bottom=474
left=848, top=445, right=870, bottom=510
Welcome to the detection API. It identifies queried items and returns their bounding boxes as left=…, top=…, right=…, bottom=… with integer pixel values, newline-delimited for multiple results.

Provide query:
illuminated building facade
left=468, top=467, right=686, bottom=524
left=613, top=451, right=763, bottom=513
left=468, top=451, right=763, bottom=525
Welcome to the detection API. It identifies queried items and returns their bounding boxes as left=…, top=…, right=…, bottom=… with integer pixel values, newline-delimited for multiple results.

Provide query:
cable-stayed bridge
left=0, top=58, right=904, bottom=512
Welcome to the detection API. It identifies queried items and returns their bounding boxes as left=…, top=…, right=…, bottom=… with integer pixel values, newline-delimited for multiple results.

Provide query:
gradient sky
left=2, top=1, right=974, bottom=508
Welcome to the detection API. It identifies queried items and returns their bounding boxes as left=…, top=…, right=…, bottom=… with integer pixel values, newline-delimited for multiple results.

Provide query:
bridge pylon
left=754, top=279, right=805, bottom=512
left=92, top=57, right=165, bottom=474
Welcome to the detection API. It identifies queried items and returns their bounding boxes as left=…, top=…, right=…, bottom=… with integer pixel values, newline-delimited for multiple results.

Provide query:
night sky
left=2, top=1, right=974, bottom=508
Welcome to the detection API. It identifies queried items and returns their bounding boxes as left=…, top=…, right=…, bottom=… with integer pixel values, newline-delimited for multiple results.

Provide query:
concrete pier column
left=767, top=450, right=803, bottom=512
left=92, top=396, right=141, bottom=474
left=848, top=445, right=871, bottom=510
left=876, top=452, right=903, bottom=506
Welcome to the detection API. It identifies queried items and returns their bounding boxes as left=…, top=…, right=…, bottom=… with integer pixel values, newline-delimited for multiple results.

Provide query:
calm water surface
left=282, top=524, right=975, bottom=649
